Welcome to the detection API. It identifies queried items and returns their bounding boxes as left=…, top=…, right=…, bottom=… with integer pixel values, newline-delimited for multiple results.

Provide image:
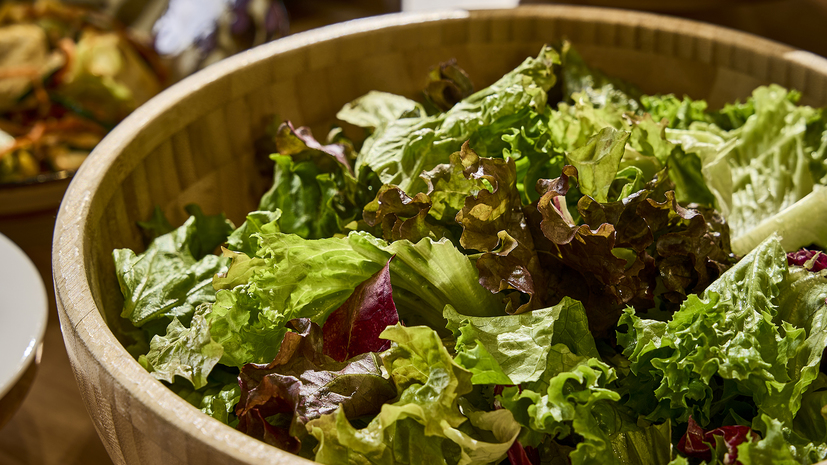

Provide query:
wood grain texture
left=51, top=6, right=827, bottom=465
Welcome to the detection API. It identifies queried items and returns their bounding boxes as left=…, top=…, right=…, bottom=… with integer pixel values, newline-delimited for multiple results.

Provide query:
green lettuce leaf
left=347, top=232, right=506, bottom=323
left=258, top=122, right=368, bottom=239
left=794, top=373, right=827, bottom=445
left=738, top=414, right=827, bottom=465
left=167, top=367, right=241, bottom=425
left=445, top=296, right=598, bottom=385
left=687, top=85, right=827, bottom=254
left=308, top=324, right=520, bottom=465
left=618, top=235, right=827, bottom=433
left=209, top=230, right=504, bottom=366
left=640, top=94, right=710, bottom=130
left=226, top=210, right=282, bottom=257
left=421, top=150, right=488, bottom=222
left=355, top=46, right=560, bottom=195
left=609, top=421, right=672, bottom=465
left=564, top=127, right=629, bottom=203
left=139, top=304, right=223, bottom=389
left=559, top=42, right=641, bottom=111
left=498, top=353, right=621, bottom=463
left=337, top=91, right=425, bottom=133
left=114, top=204, right=233, bottom=327
left=136, top=205, right=175, bottom=243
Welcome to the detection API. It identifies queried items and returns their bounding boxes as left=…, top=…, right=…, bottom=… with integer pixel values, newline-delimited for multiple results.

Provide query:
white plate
left=0, top=233, right=48, bottom=400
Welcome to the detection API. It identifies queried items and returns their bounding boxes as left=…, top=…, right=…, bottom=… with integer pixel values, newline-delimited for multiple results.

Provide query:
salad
left=113, top=43, right=827, bottom=464
left=0, top=0, right=164, bottom=183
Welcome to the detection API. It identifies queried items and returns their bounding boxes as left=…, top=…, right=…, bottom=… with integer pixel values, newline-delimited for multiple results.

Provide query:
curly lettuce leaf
left=559, top=42, right=641, bottom=111
left=209, top=234, right=381, bottom=367
left=537, top=168, right=732, bottom=335
left=361, top=184, right=452, bottom=243
left=640, top=94, right=710, bottom=130
left=347, top=232, right=506, bottom=323
left=498, top=353, right=621, bottom=463
left=618, top=235, right=827, bottom=434
left=355, top=46, right=560, bottom=195
left=420, top=150, right=489, bottom=222
left=455, top=142, right=546, bottom=313
left=309, top=324, right=520, bottom=465
left=209, top=230, right=504, bottom=366
left=738, top=414, right=827, bottom=465
left=226, top=210, right=282, bottom=257
left=139, top=304, right=223, bottom=389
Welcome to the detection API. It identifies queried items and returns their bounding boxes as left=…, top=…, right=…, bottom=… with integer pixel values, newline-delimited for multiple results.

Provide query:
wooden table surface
left=0, top=208, right=113, bottom=465
left=2, top=1, right=827, bottom=464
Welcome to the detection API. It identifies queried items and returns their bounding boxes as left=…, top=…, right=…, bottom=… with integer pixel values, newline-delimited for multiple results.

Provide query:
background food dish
left=0, top=232, right=48, bottom=429
left=50, top=6, right=827, bottom=464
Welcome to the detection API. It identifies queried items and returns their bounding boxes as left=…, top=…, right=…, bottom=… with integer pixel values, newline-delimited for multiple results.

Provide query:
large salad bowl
left=52, top=6, right=827, bottom=465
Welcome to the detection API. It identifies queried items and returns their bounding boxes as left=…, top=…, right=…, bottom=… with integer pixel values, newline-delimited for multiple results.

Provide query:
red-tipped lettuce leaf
left=236, top=319, right=396, bottom=453
left=507, top=441, right=539, bottom=465
left=362, top=185, right=450, bottom=243
left=276, top=121, right=353, bottom=176
left=536, top=167, right=732, bottom=335
left=455, top=142, right=547, bottom=313
left=424, top=58, right=474, bottom=111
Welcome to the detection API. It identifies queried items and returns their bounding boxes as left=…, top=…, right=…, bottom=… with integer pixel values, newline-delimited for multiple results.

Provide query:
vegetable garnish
left=114, top=43, right=827, bottom=464
left=0, top=0, right=165, bottom=183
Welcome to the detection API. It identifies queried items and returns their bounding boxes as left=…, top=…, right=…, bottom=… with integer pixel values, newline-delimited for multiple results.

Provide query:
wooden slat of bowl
left=52, top=6, right=827, bottom=465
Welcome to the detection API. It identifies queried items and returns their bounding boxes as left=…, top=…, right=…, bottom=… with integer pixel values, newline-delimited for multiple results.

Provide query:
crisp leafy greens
left=112, top=42, right=827, bottom=465
left=353, top=46, right=561, bottom=195
left=309, top=324, right=521, bottom=465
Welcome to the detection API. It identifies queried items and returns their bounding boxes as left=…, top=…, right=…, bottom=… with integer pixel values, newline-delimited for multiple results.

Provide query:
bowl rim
left=52, top=5, right=827, bottom=464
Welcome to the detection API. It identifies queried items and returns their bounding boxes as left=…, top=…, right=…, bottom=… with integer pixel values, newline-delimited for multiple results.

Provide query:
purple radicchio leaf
left=322, top=258, right=400, bottom=362
left=788, top=248, right=827, bottom=272
left=677, top=416, right=757, bottom=464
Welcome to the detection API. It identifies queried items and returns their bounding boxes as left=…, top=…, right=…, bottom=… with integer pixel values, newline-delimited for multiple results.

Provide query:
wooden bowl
left=52, top=6, right=827, bottom=465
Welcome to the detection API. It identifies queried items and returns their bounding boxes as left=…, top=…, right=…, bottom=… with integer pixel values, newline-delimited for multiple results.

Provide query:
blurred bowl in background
left=52, top=5, right=827, bottom=465
left=0, top=232, right=48, bottom=429
left=0, top=169, right=73, bottom=216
